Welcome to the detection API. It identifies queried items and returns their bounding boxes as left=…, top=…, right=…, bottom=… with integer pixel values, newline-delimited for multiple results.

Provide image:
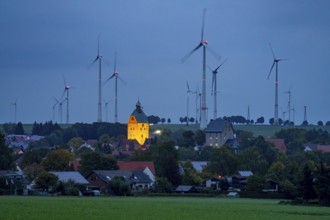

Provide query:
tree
left=154, top=177, right=173, bottom=193
left=299, top=163, right=317, bottom=202
left=246, top=174, right=267, bottom=192
left=195, top=130, right=205, bottom=146
left=207, top=146, right=238, bottom=176
left=107, top=176, right=130, bottom=196
left=301, top=120, right=309, bottom=126
left=151, top=141, right=181, bottom=185
left=315, top=163, right=330, bottom=205
left=147, top=115, right=160, bottom=124
left=167, top=118, right=171, bottom=124
left=181, top=160, right=203, bottom=186
left=160, top=118, right=166, bottom=124
left=24, top=163, right=45, bottom=181
left=3, top=123, right=15, bottom=134
left=67, top=137, right=84, bottom=150
left=14, top=122, right=24, bottom=135
left=238, top=147, right=268, bottom=175
left=326, top=121, right=330, bottom=126
left=256, top=117, right=264, bottom=124
left=34, top=171, right=58, bottom=192
left=79, top=151, right=118, bottom=176
left=179, top=130, right=195, bottom=148
left=269, top=118, right=274, bottom=125
left=0, top=133, right=13, bottom=170
left=317, top=121, right=324, bottom=126
left=41, top=149, right=74, bottom=171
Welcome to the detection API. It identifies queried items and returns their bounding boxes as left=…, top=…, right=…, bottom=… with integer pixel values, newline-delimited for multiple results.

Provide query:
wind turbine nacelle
left=201, top=40, right=208, bottom=44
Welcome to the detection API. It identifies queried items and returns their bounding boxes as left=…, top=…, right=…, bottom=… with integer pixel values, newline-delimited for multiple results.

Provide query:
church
left=127, top=101, right=149, bottom=145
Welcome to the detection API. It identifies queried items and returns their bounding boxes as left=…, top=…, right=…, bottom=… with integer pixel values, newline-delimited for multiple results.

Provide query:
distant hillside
left=151, top=123, right=330, bottom=138
left=1, top=123, right=330, bottom=138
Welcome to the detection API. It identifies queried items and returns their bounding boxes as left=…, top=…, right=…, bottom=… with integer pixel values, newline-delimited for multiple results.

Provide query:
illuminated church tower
left=127, top=101, right=149, bottom=145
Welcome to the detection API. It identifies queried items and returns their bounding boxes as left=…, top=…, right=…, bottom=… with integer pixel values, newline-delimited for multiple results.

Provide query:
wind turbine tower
left=284, top=87, right=291, bottom=123
left=11, top=98, right=18, bottom=123
left=61, top=76, right=71, bottom=125
left=52, top=98, right=59, bottom=122
left=182, top=9, right=219, bottom=129
left=267, top=43, right=286, bottom=125
left=210, top=59, right=227, bottom=119
left=104, top=53, right=125, bottom=123
left=90, top=36, right=104, bottom=122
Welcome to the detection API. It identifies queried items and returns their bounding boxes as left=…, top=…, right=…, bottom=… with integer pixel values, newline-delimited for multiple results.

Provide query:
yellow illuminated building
left=127, top=101, right=149, bottom=145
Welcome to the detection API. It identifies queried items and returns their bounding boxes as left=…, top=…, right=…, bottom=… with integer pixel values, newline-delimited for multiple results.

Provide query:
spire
left=136, top=100, right=142, bottom=113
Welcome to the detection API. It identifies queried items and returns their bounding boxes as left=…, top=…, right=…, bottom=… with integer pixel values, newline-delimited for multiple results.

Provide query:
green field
left=1, top=196, right=329, bottom=220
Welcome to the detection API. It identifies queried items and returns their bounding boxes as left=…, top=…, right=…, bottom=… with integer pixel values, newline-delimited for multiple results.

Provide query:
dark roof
left=130, top=101, right=148, bottom=123
left=50, top=171, right=89, bottom=185
left=205, top=118, right=232, bottom=133
left=91, top=170, right=152, bottom=184
left=175, top=185, right=197, bottom=192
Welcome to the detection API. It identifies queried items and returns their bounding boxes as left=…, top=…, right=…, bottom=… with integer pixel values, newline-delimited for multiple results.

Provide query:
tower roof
left=130, top=101, right=148, bottom=123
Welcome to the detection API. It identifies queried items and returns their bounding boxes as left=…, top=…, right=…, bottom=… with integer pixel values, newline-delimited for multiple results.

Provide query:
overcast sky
left=1, top=0, right=329, bottom=125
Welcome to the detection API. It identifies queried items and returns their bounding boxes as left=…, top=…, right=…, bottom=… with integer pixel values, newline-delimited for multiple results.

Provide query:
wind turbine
left=182, top=9, right=220, bottom=129
left=284, top=87, right=292, bottom=124
left=104, top=52, right=125, bottom=123
left=89, top=36, right=104, bottom=122
left=52, top=97, right=59, bottom=122
left=61, top=76, right=71, bottom=125
left=58, top=99, right=66, bottom=124
left=209, top=58, right=227, bottom=119
left=104, top=100, right=111, bottom=122
left=10, top=98, right=18, bottom=123
left=267, top=43, right=286, bottom=125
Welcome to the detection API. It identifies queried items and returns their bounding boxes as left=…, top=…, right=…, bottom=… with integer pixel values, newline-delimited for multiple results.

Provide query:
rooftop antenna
left=10, top=98, right=18, bottom=123
left=89, top=35, right=104, bottom=122
left=267, top=43, right=287, bottom=125
left=182, top=9, right=221, bottom=129
left=104, top=52, right=126, bottom=123
left=209, top=58, right=227, bottom=119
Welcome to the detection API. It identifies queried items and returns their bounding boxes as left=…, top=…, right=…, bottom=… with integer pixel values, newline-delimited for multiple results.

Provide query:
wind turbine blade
left=103, top=74, right=116, bottom=85
left=87, top=57, right=99, bottom=70
left=118, top=76, right=126, bottom=85
left=201, top=8, right=207, bottom=41
left=267, top=61, right=275, bottom=79
left=269, top=43, right=276, bottom=59
left=214, top=58, right=228, bottom=72
left=205, top=45, right=221, bottom=61
left=181, top=44, right=203, bottom=63
left=97, top=35, right=100, bottom=56
left=207, top=65, right=213, bottom=72
left=186, top=81, right=190, bottom=92
left=114, top=52, right=117, bottom=73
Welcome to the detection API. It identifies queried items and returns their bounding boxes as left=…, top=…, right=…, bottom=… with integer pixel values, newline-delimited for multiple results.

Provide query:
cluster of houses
left=0, top=158, right=280, bottom=196
left=2, top=102, right=330, bottom=196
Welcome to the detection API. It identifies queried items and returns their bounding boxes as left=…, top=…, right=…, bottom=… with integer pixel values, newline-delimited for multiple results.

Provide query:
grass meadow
left=1, top=196, right=330, bottom=220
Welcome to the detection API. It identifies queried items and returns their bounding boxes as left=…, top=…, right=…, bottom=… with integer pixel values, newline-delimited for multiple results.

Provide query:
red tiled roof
left=266, top=138, right=287, bottom=152
left=316, top=145, right=330, bottom=153
left=117, top=161, right=156, bottom=175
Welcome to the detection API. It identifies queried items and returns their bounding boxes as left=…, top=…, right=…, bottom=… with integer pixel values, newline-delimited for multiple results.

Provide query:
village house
left=85, top=170, right=152, bottom=192
left=204, top=118, right=236, bottom=148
